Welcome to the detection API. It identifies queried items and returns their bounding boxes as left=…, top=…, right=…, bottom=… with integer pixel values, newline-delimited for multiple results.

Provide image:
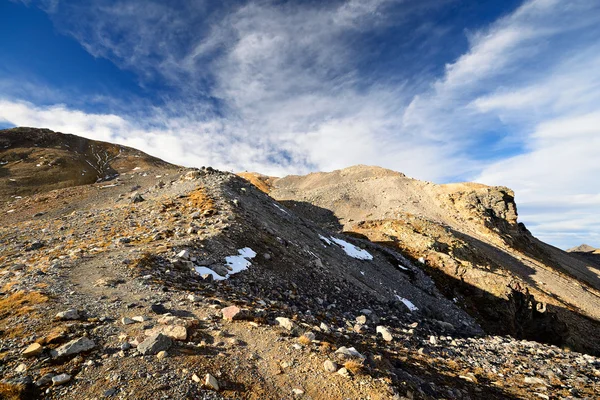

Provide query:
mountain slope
left=1, top=130, right=599, bottom=399
left=0, top=127, right=174, bottom=200
left=252, top=165, right=600, bottom=355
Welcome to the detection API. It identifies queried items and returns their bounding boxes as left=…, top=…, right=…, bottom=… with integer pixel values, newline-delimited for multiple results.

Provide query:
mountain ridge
left=1, top=128, right=599, bottom=399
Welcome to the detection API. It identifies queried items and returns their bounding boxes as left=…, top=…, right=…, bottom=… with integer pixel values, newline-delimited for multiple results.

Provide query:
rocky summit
left=0, top=128, right=598, bottom=399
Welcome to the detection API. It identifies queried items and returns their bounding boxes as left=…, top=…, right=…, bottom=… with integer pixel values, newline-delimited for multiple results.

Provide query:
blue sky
left=1, top=0, right=600, bottom=250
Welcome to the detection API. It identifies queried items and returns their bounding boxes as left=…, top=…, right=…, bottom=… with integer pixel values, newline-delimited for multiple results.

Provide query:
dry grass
left=298, top=335, right=312, bottom=346
left=237, top=172, right=274, bottom=193
left=344, top=359, right=364, bottom=374
left=187, top=188, right=215, bottom=212
left=0, top=382, right=27, bottom=400
left=319, top=341, right=335, bottom=352
left=0, top=290, right=48, bottom=319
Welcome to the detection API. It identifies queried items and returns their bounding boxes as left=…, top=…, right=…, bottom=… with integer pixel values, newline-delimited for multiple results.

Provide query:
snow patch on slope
left=395, top=295, right=418, bottom=312
left=195, top=247, right=257, bottom=280
left=330, top=237, right=373, bottom=260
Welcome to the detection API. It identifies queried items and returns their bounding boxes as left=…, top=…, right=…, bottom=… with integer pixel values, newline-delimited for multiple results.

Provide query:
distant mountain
left=567, top=244, right=598, bottom=253
left=0, top=127, right=174, bottom=199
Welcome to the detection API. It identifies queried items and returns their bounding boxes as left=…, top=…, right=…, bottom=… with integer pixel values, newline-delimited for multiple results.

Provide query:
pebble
left=324, top=360, right=338, bottom=372
left=55, top=309, right=80, bottom=320
left=204, top=373, right=220, bottom=391
left=376, top=326, right=393, bottom=342
left=276, top=317, right=295, bottom=331
left=15, top=363, right=27, bottom=373
left=52, top=337, right=95, bottom=358
left=137, top=333, right=172, bottom=355
left=22, top=342, right=43, bottom=357
left=52, top=373, right=71, bottom=386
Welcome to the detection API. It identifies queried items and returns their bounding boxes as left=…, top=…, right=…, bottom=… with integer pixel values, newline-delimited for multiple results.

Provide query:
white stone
left=204, top=373, right=220, bottom=391
left=52, top=373, right=71, bottom=386
left=376, top=326, right=393, bottom=342
left=276, top=317, right=295, bottom=331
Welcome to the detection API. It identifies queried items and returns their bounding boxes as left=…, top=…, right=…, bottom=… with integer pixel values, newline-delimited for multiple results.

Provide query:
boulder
left=52, top=337, right=95, bottom=358
left=137, top=333, right=172, bottom=355
left=55, top=309, right=79, bottom=320
left=222, top=305, right=250, bottom=321
left=376, top=326, right=393, bottom=342
left=145, top=325, right=187, bottom=341
left=276, top=317, right=295, bottom=331
left=22, top=343, right=43, bottom=358
left=204, top=373, right=220, bottom=391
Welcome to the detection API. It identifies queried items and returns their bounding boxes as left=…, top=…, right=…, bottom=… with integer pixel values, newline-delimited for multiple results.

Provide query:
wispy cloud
left=2, top=0, right=600, bottom=248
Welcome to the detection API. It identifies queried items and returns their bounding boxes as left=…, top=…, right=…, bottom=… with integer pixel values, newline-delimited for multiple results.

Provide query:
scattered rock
left=150, top=304, right=168, bottom=315
left=145, top=325, right=187, bottom=341
left=131, top=193, right=144, bottom=203
left=204, top=373, right=220, bottom=391
left=524, top=377, right=548, bottom=386
left=335, top=346, right=364, bottom=359
left=137, top=333, right=172, bottom=355
left=15, top=363, right=27, bottom=373
left=156, top=350, right=168, bottom=360
left=55, top=309, right=79, bottom=320
left=276, top=317, right=295, bottom=331
left=222, top=305, right=250, bottom=321
left=52, top=373, right=71, bottom=386
left=324, top=360, right=338, bottom=372
left=52, top=337, right=95, bottom=358
left=376, top=326, right=393, bottom=342
left=22, top=343, right=43, bottom=357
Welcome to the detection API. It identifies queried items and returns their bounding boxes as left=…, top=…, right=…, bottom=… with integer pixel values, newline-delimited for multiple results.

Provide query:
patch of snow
left=273, top=203, right=290, bottom=215
left=194, top=266, right=226, bottom=281
left=360, top=271, right=365, bottom=276
left=195, top=247, right=257, bottom=280
left=6, top=209, right=15, bottom=213
left=226, top=247, right=257, bottom=273
left=9, top=179, right=16, bottom=182
left=398, top=264, right=409, bottom=271
left=36, top=164, right=41, bottom=167
left=133, top=167, right=141, bottom=170
left=418, top=257, right=425, bottom=264
left=330, top=237, right=373, bottom=260
left=395, top=295, right=418, bottom=312
left=318, top=235, right=332, bottom=245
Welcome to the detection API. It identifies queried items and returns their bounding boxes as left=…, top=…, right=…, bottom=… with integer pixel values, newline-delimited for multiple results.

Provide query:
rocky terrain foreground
left=0, top=128, right=598, bottom=399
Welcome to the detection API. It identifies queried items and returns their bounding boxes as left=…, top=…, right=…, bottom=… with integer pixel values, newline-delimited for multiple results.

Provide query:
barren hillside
left=0, top=127, right=174, bottom=200
left=251, top=165, right=600, bottom=355
left=1, top=130, right=599, bottom=399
